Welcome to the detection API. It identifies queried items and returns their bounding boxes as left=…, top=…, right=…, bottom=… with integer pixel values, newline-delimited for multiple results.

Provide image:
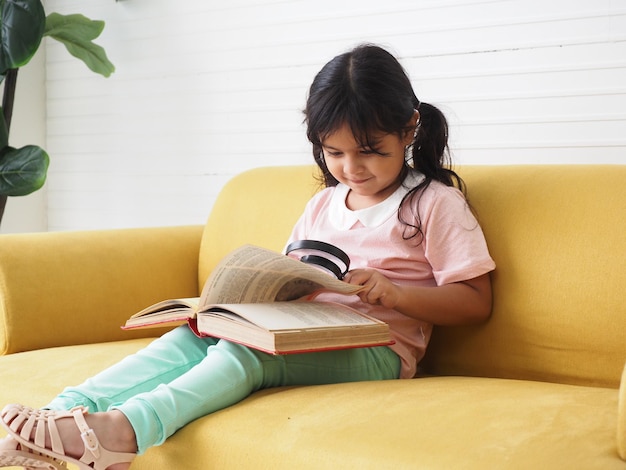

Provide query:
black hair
left=303, top=44, right=466, bottom=242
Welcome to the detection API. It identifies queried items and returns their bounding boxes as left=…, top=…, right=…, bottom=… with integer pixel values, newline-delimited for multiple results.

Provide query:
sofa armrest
left=617, top=365, right=626, bottom=460
left=0, top=225, right=204, bottom=355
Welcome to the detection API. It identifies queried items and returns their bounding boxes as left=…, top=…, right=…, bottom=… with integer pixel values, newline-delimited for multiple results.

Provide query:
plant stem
left=2, top=68, right=18, bottom=132
left=0, top=195, right=6, bottom=226
left=0, top=69, right=18, bottom=227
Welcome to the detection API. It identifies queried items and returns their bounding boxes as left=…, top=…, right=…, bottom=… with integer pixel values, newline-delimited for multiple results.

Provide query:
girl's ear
left=411, top=110, right=420, bottom=128
left=402, top=110, right=420, bottom=145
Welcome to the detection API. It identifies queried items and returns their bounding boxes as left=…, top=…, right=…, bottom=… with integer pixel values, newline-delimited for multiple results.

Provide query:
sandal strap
left=46, top=409, right=74, bottom=456
left=3, top=406, right=75, bottom=456
left=71, top=407, right=102, bottom=461
left=53, top=406, right=135, bottom=469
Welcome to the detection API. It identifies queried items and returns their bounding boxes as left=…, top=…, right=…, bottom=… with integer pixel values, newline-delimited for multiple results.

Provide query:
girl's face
left=321, top=121, right=415, bottom=210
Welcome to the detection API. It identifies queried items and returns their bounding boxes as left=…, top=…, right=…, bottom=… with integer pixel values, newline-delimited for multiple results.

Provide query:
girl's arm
left=344, top=269, right=492, bottom=326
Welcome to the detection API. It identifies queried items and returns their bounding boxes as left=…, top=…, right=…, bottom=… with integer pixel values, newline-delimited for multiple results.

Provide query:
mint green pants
left=46, top=325, right=400, bottom=453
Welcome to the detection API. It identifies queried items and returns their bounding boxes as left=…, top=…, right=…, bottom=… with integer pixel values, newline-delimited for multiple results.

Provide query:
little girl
left=0, top=44, right=495, bottom=470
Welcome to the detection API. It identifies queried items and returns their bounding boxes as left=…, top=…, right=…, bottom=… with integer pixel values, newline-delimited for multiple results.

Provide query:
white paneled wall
left=43, top=0, right=626, bottom=231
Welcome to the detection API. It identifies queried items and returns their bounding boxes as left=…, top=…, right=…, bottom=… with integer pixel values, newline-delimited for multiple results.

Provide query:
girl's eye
left=362, top=148, right=390, bottom=157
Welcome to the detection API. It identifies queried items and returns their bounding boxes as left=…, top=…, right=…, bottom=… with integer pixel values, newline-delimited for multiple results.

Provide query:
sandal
left=0, top=436, right=68, bottom=469
left=1, top=404, right=136, bottom=470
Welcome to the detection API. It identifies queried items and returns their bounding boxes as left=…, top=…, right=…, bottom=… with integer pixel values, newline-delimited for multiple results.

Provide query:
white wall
left=22, top=0, right=626, bottom=231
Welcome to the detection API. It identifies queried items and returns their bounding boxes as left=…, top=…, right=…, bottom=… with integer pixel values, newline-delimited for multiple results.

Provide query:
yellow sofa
left=1, top=165, right=625, bottom=469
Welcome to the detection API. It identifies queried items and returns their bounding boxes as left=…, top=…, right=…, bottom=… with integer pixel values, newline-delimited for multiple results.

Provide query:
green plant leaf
left=44, top=12, right=115, bottom=77
left=0, top=0, right=46, bottom=74
left=0, top=144, right=49, bottom=196
left=45, top=11, right=103, bottom=40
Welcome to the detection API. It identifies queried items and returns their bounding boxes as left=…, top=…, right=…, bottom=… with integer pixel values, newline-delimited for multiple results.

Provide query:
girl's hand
left=344, top=269, right=493, bottom=326
left=344, top=269, right=400, bottom=309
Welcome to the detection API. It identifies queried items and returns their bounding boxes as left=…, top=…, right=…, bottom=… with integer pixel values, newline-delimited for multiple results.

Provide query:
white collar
left=328, top=172, right=424, bottom=230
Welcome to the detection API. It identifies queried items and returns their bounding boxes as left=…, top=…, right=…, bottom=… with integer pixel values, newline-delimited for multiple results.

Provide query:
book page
left=206, top=301, right=381, bottom=331
left=200, top=245, right=362, bottom=306
left=128, top=297, right=200, bottom=319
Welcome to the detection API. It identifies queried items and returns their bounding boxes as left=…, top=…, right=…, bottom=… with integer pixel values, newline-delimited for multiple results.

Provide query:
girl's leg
left=45, top=326, right=219, bottom=413
left=114, top=339, right=265, bottom=453
left=2, top=330, right=399, bottom=466
left=114, top=340, right=400, bottom=453
left=269, top=345, right=401, bottom=386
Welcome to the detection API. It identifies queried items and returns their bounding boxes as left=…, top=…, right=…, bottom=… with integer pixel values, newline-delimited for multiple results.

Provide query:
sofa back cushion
left=423, top=165, right=626, bottom=388
left=199, top=164, right=626, bottom=388
left=198, top=166, right=321, bottom=285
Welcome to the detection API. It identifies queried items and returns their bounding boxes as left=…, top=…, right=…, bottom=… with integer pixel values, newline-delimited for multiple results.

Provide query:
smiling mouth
left=347, top=177, right=371, bottom=185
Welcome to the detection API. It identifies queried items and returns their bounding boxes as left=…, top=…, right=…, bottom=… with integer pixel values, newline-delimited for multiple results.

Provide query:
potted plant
left=0, top=0, right=115, bottom=226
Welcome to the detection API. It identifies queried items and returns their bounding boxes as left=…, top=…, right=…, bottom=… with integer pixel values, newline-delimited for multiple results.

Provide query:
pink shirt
left=286, top=173, right=495, bottom=378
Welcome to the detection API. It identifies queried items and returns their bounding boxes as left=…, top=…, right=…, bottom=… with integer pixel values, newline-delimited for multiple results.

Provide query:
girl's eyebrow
left=322, top=140, right=382, bottom=151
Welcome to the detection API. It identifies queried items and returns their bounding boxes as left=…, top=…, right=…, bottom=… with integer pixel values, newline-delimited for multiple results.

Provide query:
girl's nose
left=343, top=153, right=361, bottom=173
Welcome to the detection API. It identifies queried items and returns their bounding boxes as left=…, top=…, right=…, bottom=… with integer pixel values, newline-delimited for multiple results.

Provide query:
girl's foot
left=1, top=405, right=137, bottom=470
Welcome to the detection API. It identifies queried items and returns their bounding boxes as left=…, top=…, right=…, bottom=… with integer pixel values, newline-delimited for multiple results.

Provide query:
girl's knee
left=207, top=340, right=267, bottom=390
left=211, top=340, right=260, bottom=367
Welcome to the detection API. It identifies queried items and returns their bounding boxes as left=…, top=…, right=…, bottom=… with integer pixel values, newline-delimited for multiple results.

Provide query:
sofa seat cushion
left=0, top=338, right=157, bottom=407
left=140, top=377, right=621, bottom=469
left=1, top=342, right=621, bottom=469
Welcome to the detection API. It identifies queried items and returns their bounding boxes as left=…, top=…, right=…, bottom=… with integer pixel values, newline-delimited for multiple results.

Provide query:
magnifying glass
left=285, top=240, right=350, bottom=280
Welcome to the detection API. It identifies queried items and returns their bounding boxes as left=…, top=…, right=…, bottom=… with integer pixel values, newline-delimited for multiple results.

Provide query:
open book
left=124, top=244, right=393, bottom=354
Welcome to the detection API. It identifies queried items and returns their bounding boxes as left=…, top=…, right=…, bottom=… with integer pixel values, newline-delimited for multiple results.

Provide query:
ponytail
left=400, top=102, right=467, bottom=242
left=409, top=102, right=465, bottom=191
